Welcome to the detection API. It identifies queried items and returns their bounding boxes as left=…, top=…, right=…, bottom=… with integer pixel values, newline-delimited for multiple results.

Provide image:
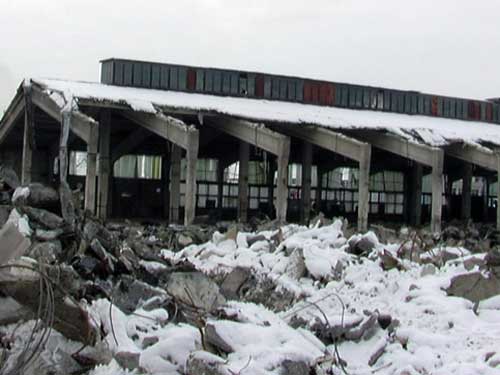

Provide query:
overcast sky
left=1, top=0, right=500, bottom=112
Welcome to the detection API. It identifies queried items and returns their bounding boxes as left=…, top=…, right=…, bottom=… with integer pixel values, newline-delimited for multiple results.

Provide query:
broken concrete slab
left=220, top=267, right=252, bottom=300
left=0, top=222, right=31, bottom=266
left=0, top=258, right=99, bottom=345
left=20, top=206, right=64, bottom=230
left=12, top=183, right=60, bottom=210
left=28, top=240, right=62, bottom=264
left=186, top=351, right=231, bottom=375
left=0, top=296, right=33, bottom=325
left=446, top=271, right=500, bottom=303
left=166, top=272, right=226, bottom=312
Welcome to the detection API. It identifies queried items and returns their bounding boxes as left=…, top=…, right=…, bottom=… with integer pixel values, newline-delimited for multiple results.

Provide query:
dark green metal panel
left=296, top=80, right=304, bottom=102
left=133, top=63, right=142, bottom=86
left=169, top=67, right=179, bottom=90
left=151, top=65, right=161, bottom=89
left=142, top=64, right=152, bottom=88
left=247, top=74, right=256, bottom=97
left=196, top=69, right=205, bottom=91
left=264, top=77, right=271, bottom=98
left=124, top=62, right=133, bottom=86
left=213, top=71, right=222, bottom=93
left=114, top=61, right=124, bottom=85
left=178, top=67, right=187, bottom=90
left=205, top=70, right=214, bottom=92
left=230, top=72, right=239, bottom=95
left=160, top=66, right=169, bottom=89
left=271, top=78, right=280, bottom=99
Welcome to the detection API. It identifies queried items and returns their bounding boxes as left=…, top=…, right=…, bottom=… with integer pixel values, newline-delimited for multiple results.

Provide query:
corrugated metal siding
left=99, top=59, right=499, bottom=124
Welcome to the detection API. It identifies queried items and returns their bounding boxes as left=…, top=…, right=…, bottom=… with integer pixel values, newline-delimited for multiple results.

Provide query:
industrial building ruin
left=2, top=58, right=500, bottom=232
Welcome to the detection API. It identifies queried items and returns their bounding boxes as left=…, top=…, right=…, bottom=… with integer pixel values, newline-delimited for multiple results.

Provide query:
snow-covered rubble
left=1, top=211, right=500, bottom=374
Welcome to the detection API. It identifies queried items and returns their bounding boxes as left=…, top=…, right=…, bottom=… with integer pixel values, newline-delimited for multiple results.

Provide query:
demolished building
left=2, top=58, right=500, bottom=231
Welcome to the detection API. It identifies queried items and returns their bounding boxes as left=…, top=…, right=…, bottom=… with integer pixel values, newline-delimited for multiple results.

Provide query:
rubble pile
left=0, top=180, right=499, bottom=374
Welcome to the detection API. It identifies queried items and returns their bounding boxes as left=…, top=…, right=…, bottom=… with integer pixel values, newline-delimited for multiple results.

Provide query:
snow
left=31, top=77, right=500, bottom=148
left=2, top=219, right=499, bottom=374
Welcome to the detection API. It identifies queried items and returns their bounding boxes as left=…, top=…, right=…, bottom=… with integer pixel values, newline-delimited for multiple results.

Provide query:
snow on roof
left=32, top=78, right=500, bottom=148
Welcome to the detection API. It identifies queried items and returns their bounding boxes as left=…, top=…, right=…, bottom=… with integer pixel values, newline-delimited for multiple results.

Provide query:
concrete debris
left=446, top=271, right=500, bottom=303
left=186, top=351, right=231, bottom=375
left=0, top=165, right=20, bottom=190
left=166, top=272, right=226, bottom=313
left=0, top=221, right=31, bottom=266
left=0, top=182, right=499, bottom=375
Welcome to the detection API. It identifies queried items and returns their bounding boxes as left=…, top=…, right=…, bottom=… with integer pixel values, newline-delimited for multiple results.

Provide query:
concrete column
left=431, top=150, right=444, bottom=233
left=267, top=159, right=276, bottom=217
left=483, top=177, right=490, bottom=222
left=357, top=144, right=371, bottom=232
left=59, top=112, right=71, bottom=183
left=184, top=133, right=199, bottom=226
left=169, top=144, right=181, bottom=224
left=84, top=123, right=98, bottom=214
left=497, top=154, right=500, bottom=230
left=315, top=166, right=324, bottom=214
left=275, top=139, right=291, bottom=223
left=409, top=163, right=423, bottom=226
left=300, top=141, right=313, bottom=223
left=238, top=141, right=249, bottom=222
left=461, top=162, right=472, bottom=221
left=161, top=151, right=170, bottom=219
left=21, top=86, right=34, bottom=184
left=98, top=110, right=111, bottom=219
left=217, top=161, right=225, bottom=217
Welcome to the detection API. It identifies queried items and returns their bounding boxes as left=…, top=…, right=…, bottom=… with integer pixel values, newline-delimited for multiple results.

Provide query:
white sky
left=1, top=0, right=500, bottom=113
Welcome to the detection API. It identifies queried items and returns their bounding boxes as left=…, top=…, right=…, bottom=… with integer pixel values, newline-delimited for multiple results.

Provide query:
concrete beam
left=121, top=111, right=197, bottom=150
left=0, top=93, right=24, bottom=145
left=446, top=143, right=496, bottom=171
left=207, top=117, right=289, bottom=157
left=274, top=124, right=371, bottom=231
left=363, top=132, right=438, bottom=167
left=111, top=127, right=151, bottom=164
left=208, top=117, right=291, bottom=222
left=278, top=125, right=367, bottom=163
left=31, top=86, right=92, bottom=143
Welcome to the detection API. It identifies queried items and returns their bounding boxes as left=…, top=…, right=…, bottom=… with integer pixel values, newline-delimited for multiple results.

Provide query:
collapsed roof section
left=14, top=77, right=500, bottom=151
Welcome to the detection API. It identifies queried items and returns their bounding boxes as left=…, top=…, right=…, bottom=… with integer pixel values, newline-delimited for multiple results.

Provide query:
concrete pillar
left=238, top=141, right=249, bottom=222
left=98, top=110, right=111, bottom=219
left=461, top=162, right=472, bottom=221
left=431, top=150, right=444, bottom=233
left=275, top=139, right=291, bottom=223
left=161, top=151, right=170, bottom=219
left=315, top=166, right=324, bottom=214
left=483, top=177, right=490, bottom=222
left=184, top=133, right=199, bottom=226
left=357, top=144, right=371, bottom=232
left=267, top=159, right=276, bottom=217
left=169, top=144, right=181, bottom=224
left=408, top=163, right=423, bottom=226
left=301, top=141, right=313, bottom=224
left=84, top=123, right=98, bottom=214
left=59, top=112, right=71, bottom=183
left=217, top=161, right=225, bottom=217
left=21, top=86, right=34, bottom=184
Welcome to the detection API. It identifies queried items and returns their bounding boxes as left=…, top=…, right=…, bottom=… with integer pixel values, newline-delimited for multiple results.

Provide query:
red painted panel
left=431, top=96, right=438, bottom=116
left=311, top=82, right=319, bottom=104
left=303, top=81, right=312, bottom=103
left=255, top=75, right=264, bottom=97
left=468, top=101, right=480, bottom=120
left=319, top=83, right=335, bottom=105
left=487, top=103, right=493, bottom=122
left=187, top=68, right=196, bottom=91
